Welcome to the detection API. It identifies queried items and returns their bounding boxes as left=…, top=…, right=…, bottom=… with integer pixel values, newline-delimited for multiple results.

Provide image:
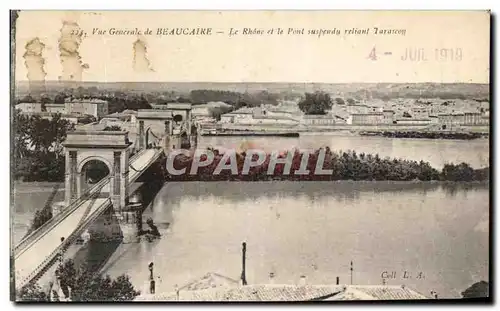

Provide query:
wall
left=395, top=119, right=431, bottom=125
left=46, top=105, right=66, bottom=113
left=16, top=102, right=42, bottom=113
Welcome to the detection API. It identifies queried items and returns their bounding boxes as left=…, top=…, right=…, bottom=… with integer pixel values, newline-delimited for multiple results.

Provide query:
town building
left=346, top=104, right=369, bottom=114
left=463, top=112, right=482, bottom=125
left=438, top=113, right=465, bottom=127
left=382, top=110, right=395, bottom=124
left=301, top=114, right=337, bottom=126
left=220, top=107, right=255, bottom=124
left=250, top=115, right=299, bottom=125
left=45, top=103, right=66, bottom=114
left=150, top=104, right=171, bottom=110
left=219, top=106, right=300, bottom=126
left=15, top=102, right=42, bottom=113
left=395, top=118, right=432, bottom=125
left=429, top=115, right=439, bottom=124
left=349, top=113, right=384, bottom=125
left=480, top=115, right=490, bottom=126
left=191, top=104, right=212, bottom=118
left=411, top=106, right=430, bottom=118
left=65, top=98, right=109, bottom=120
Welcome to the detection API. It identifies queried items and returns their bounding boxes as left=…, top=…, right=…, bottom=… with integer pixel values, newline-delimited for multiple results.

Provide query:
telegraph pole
left=350, top=261, right=354, bottom=285
left=241, top=242, right=247, bottom=286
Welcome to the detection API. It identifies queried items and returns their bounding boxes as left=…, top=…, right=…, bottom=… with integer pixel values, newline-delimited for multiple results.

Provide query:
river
left=11, top=135, right=490, bottom=299
left=101, top=181, right=489, bottom=299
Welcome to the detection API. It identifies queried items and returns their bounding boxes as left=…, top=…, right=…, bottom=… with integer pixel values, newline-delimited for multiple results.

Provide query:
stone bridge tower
left=136, top=103, right=198, bottom=152
left=62, top=130, right=132, bottom=213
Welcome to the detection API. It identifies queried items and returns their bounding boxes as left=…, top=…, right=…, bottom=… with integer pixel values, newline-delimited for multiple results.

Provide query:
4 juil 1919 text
left=401, top=48, right=463, bottom=61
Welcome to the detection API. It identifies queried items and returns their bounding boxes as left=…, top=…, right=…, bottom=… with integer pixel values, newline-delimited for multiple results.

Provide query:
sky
left=14, top=10, right=490, bottom=84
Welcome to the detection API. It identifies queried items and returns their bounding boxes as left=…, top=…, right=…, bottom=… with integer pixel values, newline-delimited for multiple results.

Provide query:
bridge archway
left=173, top=114, right=183, bottom=122
left=145, top=127, right=164, bottom=149
left=78, top=158, right=111, bottom=194
left=63, top=131, right=132, bottom=212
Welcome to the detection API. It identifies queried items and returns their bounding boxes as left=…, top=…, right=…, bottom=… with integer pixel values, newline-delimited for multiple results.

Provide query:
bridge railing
left=17, top=197, right=113, bottom=290
left=13, top=149, right=147, bottom=257
left=14, top=177, right=110, bottom=257
left=14, top=149, right=162, bottom=289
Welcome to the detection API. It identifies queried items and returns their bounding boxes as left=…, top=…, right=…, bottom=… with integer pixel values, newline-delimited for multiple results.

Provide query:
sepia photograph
left=10, top=10, right=491, bottom=302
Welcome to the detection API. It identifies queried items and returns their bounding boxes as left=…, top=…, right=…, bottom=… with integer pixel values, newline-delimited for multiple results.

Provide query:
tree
left=27, top=113, right=75, bottom=155
left=13, top=109, right=30, bottom=159
left=79, top=114, right=97, bottom=124
left=52, top=259, right=141, bottom=301
left=14, top=111, right=74, bottom=182
left=54, top=93, right=66, bottom=105
left=298, top=92, right=333, bottom=115
left=176, top=96, right=191, bottom=103
left=209, top=105, right=233, bottom=121
left=17, top=283, right=50, bottom=302
left=20, top=94, right=36, bottom=103
left=335, top=97, right=345, bottom=105
left=346, top=98, right=356, bottom=105
left=103, top=125, right=122, bottom=131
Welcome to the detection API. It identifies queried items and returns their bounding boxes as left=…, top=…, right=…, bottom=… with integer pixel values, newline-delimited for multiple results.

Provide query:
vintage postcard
left=10, top=10, right=490, bottom=302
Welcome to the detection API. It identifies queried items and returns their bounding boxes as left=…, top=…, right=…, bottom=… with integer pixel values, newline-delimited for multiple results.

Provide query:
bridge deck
left=14, top=148, right=163, bottom=290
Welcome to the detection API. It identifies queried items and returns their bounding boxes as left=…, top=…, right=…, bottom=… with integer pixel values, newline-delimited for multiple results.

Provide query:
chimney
left=299, top=275, right=307, bottom=286
left=175, top=284, right=179, bottom=301
left=269, top=272, right=275, bottom=284
left=240, top=242, right=247, bottom=286
left=336, top=277, right=340, bottom=285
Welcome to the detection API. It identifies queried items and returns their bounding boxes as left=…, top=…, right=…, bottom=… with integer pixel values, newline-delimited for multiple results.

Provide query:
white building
left=65, top=98, right=109, bottom=119
left=220, top=107, right=254, bottom=124
left=15, top=102, right=42, bottom=113
left=45, top=103, right=66, bottom=114
left=395, top=118, right=432, bottom=125
left=301, top=114, right=338, bottom=126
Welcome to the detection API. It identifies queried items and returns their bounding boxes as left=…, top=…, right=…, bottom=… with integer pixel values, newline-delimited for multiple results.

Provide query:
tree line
left=13, top=109, right=74, bottom=182
left=164, top=148, right=489, bottom=182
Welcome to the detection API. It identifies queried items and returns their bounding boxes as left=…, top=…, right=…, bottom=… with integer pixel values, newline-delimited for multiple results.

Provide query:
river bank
left=360, top=131, right=488, bottom=140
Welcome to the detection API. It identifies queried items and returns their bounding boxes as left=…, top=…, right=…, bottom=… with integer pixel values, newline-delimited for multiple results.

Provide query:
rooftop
left=224, top=107, right=254, bottom=115
left=325, top=285, right=428, bottom=301
left=254, top=115, right=299, bottom=121
left=351, top=113, right=384, bottom=116
left=303, top=114, right=335, bottom=119
left=135, top=284, right=428, bottom=302
left=166, top=103, right=193, bottom=110
left=396, top=118, right=432, bottom=122
left=65, top=98, right=108, bottom=104
left=20, top=111, right=81, bottom=118
left=179, top=272, right=240, bottom=291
